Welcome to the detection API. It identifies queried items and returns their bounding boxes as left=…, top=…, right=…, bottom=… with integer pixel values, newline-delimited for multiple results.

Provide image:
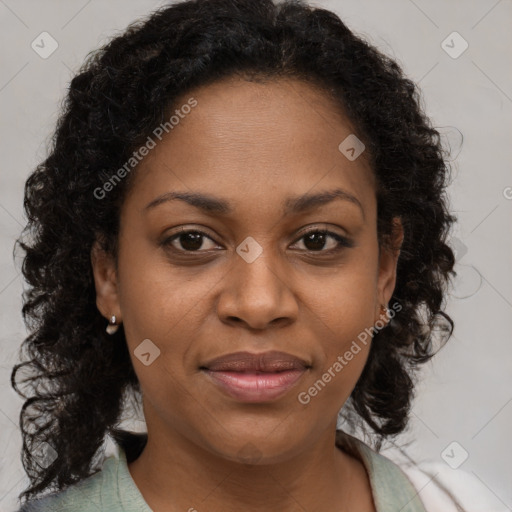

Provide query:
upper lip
left=200, top=350, right=311, bottom=372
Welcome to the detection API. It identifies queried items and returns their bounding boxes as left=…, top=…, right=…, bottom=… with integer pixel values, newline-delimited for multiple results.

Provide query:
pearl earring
left=106, top=314, right=119, bottom=335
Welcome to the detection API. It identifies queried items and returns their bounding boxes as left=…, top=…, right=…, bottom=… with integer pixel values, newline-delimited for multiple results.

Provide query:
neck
left=127, top=427, right=362, bottom=512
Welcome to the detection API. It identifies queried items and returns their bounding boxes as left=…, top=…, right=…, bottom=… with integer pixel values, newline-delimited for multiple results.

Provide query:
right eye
left=161, top=229, right=221, bottom=253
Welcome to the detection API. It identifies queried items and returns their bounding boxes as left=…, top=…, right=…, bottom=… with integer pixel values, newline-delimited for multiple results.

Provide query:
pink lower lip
left=202, top=369, right=307, bottom=402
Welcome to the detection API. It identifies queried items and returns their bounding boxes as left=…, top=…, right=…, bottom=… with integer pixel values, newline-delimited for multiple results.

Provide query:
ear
left=90, top=239, right=122, bottom=322
left=375, top=217, right=404, bottom=320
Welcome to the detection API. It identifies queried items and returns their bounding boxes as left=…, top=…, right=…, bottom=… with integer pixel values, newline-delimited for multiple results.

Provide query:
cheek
left=297, top=285, right=374, bottom=414
left=116, top=257, right=210, bottom=425
left=298, top=255, right=377, bottom=402
left=301, top=251, right=378, bottom=342
left=116, top=236, right=215, bottom=344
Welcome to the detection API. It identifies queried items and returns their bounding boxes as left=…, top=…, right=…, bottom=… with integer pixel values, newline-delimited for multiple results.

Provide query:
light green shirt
left=16, top=432, right=427, bottom=511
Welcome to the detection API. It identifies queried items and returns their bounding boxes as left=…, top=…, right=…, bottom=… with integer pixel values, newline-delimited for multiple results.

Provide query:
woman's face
left=92, top=76, right=402, bottom=464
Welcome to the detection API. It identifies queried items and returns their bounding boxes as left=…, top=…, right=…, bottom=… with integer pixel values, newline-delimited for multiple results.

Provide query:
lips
left=200, top=350, right=310, bottom=372
left=200, top=351, right=311, bottom=403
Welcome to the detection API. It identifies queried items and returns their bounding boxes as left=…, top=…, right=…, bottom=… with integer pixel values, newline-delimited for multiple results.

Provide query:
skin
left=91, top=75, right=403, bottom=512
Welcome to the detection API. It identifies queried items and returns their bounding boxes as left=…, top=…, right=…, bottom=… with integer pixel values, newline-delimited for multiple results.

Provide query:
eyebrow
left=144, top=187, right=365, bottom=220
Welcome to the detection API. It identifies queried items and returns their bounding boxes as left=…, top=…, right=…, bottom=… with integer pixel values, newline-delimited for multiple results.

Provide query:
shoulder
left=345, top=433, right=510, bottom=512
left=336, top=430, right=428, bottom=512
left=14, top=454, right=119, bottom=512
left=399, top=460, right=511, bottom=512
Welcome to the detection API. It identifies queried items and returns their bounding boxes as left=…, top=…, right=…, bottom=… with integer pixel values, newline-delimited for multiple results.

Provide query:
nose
left=216, top=246, right=299, bottom=331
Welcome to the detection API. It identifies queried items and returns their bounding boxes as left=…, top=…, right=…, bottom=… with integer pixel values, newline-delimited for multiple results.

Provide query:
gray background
left=1, top=1, right=511, bottom=511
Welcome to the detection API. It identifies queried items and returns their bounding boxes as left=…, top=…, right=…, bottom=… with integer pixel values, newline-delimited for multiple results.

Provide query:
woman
left=12, top=0, right=457, bottom=510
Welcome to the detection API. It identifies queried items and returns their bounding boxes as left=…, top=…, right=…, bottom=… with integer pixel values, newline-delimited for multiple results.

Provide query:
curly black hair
left=11, top=0, right=457, bottom=504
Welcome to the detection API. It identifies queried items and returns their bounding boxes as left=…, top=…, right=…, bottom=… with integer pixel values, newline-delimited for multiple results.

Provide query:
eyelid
left=163, top=223, right=347, bottom=243
left=160, top=226, right=221, bottom=250
left=290, top=226, right=354, bottom=251
left=161, top=223, right=353, bottom=254
left=294, top=223, right=348, bottom=238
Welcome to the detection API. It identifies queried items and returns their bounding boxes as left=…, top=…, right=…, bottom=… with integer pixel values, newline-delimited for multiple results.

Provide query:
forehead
left=127, top=76, right=375, bottom=217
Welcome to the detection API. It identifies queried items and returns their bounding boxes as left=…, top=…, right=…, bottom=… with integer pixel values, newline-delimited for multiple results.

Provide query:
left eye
left=162, top=229, right=353, bottom=254
left=291, top=229, right=353, bottom=252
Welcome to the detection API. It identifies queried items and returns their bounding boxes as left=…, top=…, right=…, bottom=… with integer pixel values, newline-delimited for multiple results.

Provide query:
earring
left=106, top=314, right=119, bottom=335
left=380, top=304, right=390, bottom=321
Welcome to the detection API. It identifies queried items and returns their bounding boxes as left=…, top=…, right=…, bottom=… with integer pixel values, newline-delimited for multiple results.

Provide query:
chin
left=201, top=427, right=307, bottom=466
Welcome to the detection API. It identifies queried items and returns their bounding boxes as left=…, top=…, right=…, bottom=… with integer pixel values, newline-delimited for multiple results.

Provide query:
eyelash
left=161, top=227, right=354, bottom=255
